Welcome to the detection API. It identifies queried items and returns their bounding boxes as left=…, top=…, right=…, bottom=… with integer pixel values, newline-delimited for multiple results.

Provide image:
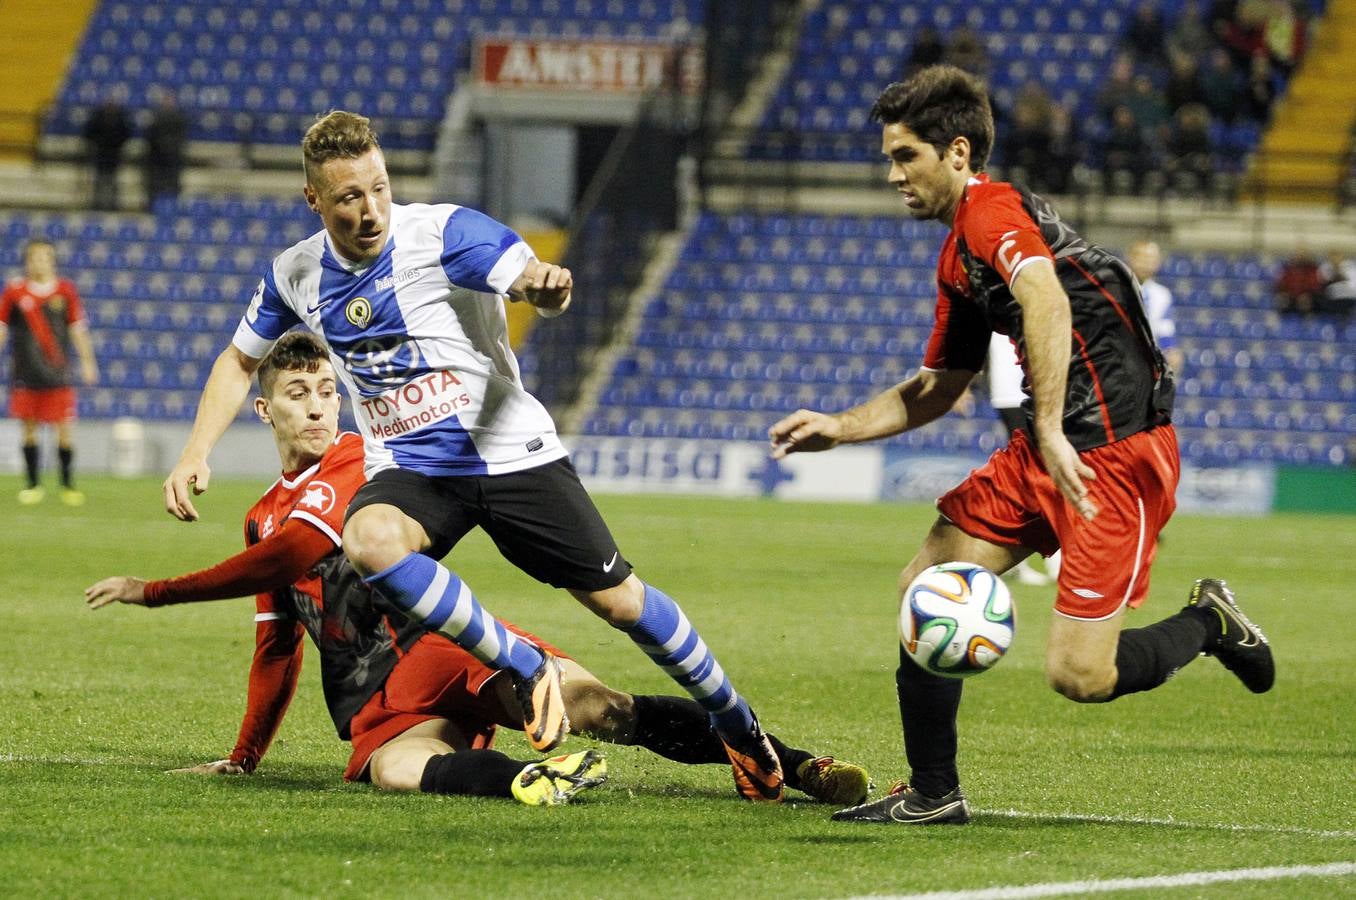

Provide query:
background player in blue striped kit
left=163, top=111, right=786, bottom=801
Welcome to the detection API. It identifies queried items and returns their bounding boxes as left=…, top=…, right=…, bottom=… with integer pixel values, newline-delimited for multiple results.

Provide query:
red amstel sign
left=476, top=37, right=700, bottom=93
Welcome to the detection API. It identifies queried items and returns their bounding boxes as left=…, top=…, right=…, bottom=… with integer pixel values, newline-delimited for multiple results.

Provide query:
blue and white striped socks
left=626, top=583, right=756, bottom=740
left=364, top=552, right=544, bottom=680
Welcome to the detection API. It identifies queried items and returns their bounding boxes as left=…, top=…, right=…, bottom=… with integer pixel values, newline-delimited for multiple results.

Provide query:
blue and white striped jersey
left=232, top=201, right=567, bottom=477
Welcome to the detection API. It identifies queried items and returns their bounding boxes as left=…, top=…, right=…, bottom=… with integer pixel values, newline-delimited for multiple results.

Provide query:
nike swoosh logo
left=305, top=299, right=331, bottom=314
left=1215, top=605, right=1263, bottom=647
left=890, top=798, right=964, bottom=823
left=602, top=552, right=619, bottom=573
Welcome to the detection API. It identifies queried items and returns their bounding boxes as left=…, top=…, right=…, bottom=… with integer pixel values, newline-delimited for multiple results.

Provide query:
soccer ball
left=901, top=562, right=1015, bottom=678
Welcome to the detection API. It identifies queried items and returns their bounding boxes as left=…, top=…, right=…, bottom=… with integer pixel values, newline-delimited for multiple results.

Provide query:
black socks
left=58, top=445, right=74, bottom=488
left=419, top=749, right=530, bottom=796
left=22, top=443, right=38, bottom=488
left=630, top=694, right=727, bottom=764
left=1108, top=604, right=1213, bottom=699
left=896, top=646, right=963, bottom=799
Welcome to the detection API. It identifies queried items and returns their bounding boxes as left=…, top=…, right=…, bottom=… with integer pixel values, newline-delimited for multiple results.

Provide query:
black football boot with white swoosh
left=830, top=781, right=970, bottom=825
left=1189, top=578, right=1274, bottom=693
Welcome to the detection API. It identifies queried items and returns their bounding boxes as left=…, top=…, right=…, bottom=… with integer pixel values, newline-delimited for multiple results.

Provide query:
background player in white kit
left=162, top=111, right=786, bottom=802
left=1126, top=240, right=1183, bottom=378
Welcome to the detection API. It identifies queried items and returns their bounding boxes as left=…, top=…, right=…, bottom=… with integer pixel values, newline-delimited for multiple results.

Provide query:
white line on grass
left=848, top=861, right=1356, bottom=900
left=983, top=808, right=1356, bottom=840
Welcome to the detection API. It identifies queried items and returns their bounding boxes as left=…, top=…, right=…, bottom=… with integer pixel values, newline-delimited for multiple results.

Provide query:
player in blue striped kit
left=163, top=110, right=794, bottom=802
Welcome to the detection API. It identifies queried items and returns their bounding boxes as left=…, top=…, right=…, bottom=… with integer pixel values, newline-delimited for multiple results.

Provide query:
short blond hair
left=301, top=110, right=381, bottom=187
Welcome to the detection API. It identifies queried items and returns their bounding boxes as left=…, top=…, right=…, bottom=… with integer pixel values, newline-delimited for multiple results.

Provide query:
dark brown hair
left=257, top=331, right=332, bottom=397
left=301, top=110, right=381, bottom=186
left=870, top=65, right=994, bottom=171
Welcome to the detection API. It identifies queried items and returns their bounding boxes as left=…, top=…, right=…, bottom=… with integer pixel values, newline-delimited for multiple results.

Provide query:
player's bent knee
left=572, top=576, right=645, bottom=628
left=343, top=507, right=416, bottom=575
left=1046, top=658, right=1117, bottom=703
left=368, top=738, right=446, bottom=791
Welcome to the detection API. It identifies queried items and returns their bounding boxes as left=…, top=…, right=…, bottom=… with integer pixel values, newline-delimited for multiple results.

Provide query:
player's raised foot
left=511, top=749, right=608, bottom=806
left=831, top=781, right=970, bottom=825
left=795, top=756, right=871, bottom=806
left=1189, top=578, right=1274, bottom=694
left=513, top=652, right=570, bottom=752
left=60, top=488, right=86, bottom=507
left=721, top=717, right=784, bottom=803
left=17, top=486, right=44, bottom=505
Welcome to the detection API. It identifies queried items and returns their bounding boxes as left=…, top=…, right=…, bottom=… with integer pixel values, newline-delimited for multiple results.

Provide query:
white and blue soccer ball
left=901, top=562, right=1015, bottom=678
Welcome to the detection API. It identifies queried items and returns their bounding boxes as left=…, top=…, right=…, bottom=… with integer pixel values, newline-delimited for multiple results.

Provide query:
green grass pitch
left=2, top=477, right=1354, bottom=898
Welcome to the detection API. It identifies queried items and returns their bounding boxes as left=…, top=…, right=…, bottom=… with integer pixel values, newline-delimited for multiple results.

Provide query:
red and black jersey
left=247, top=431, right=429, bottom=739
left=0, top=277, right=85, bottom=389
left=924, top=175, right=1174, bottom=450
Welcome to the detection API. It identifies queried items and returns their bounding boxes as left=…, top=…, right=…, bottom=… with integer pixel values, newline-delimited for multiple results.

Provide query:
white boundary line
left=847, top=862, right=1356, bottom=900
left=983, top=808, right=1356, bottom=841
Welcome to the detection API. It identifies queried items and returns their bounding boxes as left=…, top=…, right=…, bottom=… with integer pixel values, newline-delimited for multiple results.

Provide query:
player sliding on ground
left=769, top=66, right=1273, bottom=825
left=161, top=110, right=787, bottom=801
left=93, top=333, right=869, bottom=806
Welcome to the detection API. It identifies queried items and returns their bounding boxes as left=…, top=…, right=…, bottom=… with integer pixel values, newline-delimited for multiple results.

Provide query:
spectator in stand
left=1165, top=55, right=1207, bottom=115
left=1043, top=106, right=1082, bottom=195
left=83, top=96, right=131, bottom=211
left=142, top=89, right=189, bottom=213
left=1263, top=0, right=1307, bottom=73
left=1319, top=251, right=1356, bottom=317
left=1102, top=105, right=1151, bottom=193
left=945, top=26, right=988, bottom=79
left=1123, top=2, right=1168, bottom=65
left=1166, top=103, right=1215, bottom=192
left=1200, top=48, right=1244, bottom=123
left=1219, top=0, right=1269, bottom=69
left=906, top=26, right=946, bottom=76
left=1168, top=0, right=1217, bottom=61
left=1097, top=53, right=1137, bottom=123
left=1274, top=249, right=1326, bottom=316
left=1002, top=82, right=1056, bottom=188
left=1126, top=74, right=1171, bottom=140
left=1241, top=54, right=1276, bottom=122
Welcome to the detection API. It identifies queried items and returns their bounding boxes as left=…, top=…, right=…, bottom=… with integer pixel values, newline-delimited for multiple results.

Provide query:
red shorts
left=344, top=625, right=567, bottom=781
left=9, top=387, right=76, bottom=423
left=937, top=425, right=1180, bottom=621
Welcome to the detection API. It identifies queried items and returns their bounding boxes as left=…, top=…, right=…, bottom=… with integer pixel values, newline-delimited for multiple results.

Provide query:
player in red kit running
left=768, top=66, right=1273, bottom=824
left=89, top=332, right=869, bottom=806
left=0, top=240, right=99, bottom=505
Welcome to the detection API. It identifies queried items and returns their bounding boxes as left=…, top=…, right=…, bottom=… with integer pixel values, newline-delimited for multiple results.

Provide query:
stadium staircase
left=0, top=0, right=99, bottom=158
left=1245, top=0, right=1356, bottom=203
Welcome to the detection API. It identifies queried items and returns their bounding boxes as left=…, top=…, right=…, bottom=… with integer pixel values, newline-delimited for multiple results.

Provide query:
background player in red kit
left=0, top=239, right=99, bottom=506
left=88, top=332, right=869, bottom=806
left=768, top=65, right=1274, bottom=825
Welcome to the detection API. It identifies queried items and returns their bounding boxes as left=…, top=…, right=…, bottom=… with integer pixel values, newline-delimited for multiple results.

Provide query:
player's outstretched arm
left=769, top=369, right=973, bottom=458
left=84, top=521, right=335, bottom=608
left=84, top=576, right=148, bottom=609
left=165, top=345, right=263, bottom=521
left=508, top=259, right=572, bottom=317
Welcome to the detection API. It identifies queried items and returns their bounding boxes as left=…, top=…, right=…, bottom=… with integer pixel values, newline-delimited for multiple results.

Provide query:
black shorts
left=346, top=457, right=632, bottom=592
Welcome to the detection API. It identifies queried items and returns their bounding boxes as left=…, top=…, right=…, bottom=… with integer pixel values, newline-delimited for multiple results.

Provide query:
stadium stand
left=581, top=210, right=1356, bottom=467
left=748, top=0, right=1303, bottom=181
left=0, top=198, right=316, bottom=420
left=45, top=0, right=702, bottom=150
